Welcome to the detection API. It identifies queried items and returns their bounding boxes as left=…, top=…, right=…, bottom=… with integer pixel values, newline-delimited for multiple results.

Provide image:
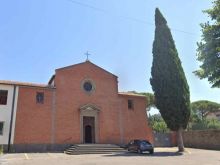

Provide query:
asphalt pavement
left=0, top=147, right=219, bottom=165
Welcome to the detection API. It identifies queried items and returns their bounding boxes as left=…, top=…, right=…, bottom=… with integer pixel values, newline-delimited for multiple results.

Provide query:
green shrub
left=152, top=121, right=169, bottom=133
left=149, top=114, right=169, bottom=132
left=191, top=120, right=208, bottom=130
left=207, top=119, right=220, bottom=129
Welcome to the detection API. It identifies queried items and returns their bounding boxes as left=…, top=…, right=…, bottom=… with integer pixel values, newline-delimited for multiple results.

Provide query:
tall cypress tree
left=150, top=8, right=191, bottom=152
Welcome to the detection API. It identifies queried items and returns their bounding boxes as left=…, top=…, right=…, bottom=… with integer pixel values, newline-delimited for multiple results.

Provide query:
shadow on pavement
left=103, top=151, right=183, bottom=157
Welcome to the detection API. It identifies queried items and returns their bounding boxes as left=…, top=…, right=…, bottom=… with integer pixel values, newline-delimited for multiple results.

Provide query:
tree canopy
left=194, top=0, right=220, bottom=87
left=191, top=100, right=220, bottom=120
left=139, top=92, right=155, bottom=110
left=128, top=91, right=155, bottom=110
left=148, top=114, right=169, bottom=133
left=150, top=8, right=191, bottom=151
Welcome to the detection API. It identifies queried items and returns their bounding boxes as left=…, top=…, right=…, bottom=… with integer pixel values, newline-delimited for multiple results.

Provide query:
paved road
left=0, top=148, right=220, bottom=165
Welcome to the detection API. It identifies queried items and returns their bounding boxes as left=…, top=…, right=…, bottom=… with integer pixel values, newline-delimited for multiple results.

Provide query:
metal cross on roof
left=85, top=51, right=91, bottom=61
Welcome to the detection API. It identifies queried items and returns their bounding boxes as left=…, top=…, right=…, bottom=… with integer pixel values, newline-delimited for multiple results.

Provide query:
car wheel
left=149, top=149, right=154, bottom=154
left=137, top=149, right=142, bottom=154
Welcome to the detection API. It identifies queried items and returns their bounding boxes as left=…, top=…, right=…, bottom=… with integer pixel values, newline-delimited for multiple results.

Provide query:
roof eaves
left=118, top=92, right=146, bottom=98
left=0, top=80, right=55, bottom=89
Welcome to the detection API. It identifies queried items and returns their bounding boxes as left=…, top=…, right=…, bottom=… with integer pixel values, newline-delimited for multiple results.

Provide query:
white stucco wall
left=0, top=84, right=18, bottom=145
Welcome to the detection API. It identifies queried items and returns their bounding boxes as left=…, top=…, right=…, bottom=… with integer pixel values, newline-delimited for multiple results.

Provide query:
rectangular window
left=0, top=90, right=8, bottom=105
left=36, top=92, right=44, bottom=104
left=128, top=99, right=134, bottom=109
left=0, top=122, right=4, bottom=135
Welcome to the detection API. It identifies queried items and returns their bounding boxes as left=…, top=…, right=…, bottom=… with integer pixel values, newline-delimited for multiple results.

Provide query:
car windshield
left=140, top=141, right=151, bottom=145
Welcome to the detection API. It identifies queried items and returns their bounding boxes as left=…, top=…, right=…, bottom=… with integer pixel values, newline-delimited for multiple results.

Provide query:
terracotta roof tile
left=118, top=92, right=146, bottom=97
left=0, top=80, right=54, bottom=88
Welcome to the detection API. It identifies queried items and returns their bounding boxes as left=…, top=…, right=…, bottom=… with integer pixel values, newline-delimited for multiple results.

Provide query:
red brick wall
left=14, top=87, right=54, bottom=144
left=13, top=61, right=153, bottom=145
left=98, top=100, right=121, bottom=143
left=54, top=62, right=153, bottom=144
left=119, top=95, right=153, bottom=144
left=54, top=62, right=120, bottom=144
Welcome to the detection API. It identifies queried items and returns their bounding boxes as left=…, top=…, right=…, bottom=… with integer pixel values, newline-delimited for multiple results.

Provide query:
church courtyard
left=0, top=148, right=219, bottom=165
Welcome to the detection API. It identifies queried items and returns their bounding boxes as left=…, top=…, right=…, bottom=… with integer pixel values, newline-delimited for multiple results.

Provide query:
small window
left=0, top=90, right=8, bottom=105
left=36, top=92, right=44, bottom=104
left=128, top=99, right=134, bottom=109
left=0, top=122, right=4, bottom=135
left=81, top=79, right=95, bottom=94
left=83, top=81, right=93, bottom=92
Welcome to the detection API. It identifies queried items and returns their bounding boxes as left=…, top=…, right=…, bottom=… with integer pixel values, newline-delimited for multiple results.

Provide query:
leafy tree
left=149, top=114, right=162, bottom=123
left=191, top=100, right=220, bottom=120
left=139, top=92, right=155, bottom=111
left=148, top=114, right=169, bottom=132
left=207, top=119, right=220, bottom=129
left=189, top=108, right=201, bottom=123
left=150, top=8, right=191, bottom=152
left=194, top=0, right=220, bottom=87
left=191, top=118, right=220, bottom=130
left=128, top=91, right=155, bottom=111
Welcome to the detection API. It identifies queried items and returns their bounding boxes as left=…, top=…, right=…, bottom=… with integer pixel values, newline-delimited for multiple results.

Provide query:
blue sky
left=0, top=0, right=219, bottom=106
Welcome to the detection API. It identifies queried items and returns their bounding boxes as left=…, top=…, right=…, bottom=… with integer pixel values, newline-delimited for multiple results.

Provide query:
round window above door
left=81, top=79, right=96, bottom=94
left=83, top=81, right=93, bottom=92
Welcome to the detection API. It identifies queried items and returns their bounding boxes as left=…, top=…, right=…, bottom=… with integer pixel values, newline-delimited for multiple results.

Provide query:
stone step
left=71, top=148, right=124, bottom=151
left=65, top=149, right=125, bottom=153
left=75, top=147, right=124, bottom=149
left=76, top=144, right=121, bottom=148
left=66, top=152, right=126, bottom=155
left=65, top=150, right=127, bottom=155
left=64, top=144, right=127, bottom=155
left=66, top=149, right=125, bottom=152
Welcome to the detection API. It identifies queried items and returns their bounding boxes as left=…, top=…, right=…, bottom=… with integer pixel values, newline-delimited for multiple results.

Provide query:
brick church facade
left=0, top=61, right=153, bottom=152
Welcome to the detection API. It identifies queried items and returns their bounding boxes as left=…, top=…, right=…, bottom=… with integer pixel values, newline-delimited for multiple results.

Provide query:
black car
left=127, top=139, right=154, bottom=154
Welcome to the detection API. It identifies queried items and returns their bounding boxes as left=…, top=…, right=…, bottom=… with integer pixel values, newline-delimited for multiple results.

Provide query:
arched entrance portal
left=83, top=116, right=95, bottom=143
left=85, top=125, right=92, bottom=143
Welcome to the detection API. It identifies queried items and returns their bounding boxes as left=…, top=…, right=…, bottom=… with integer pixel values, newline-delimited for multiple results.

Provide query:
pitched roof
left=0, top=80, right=54, bottom=89
left=56, top=61, right=118, bottom=78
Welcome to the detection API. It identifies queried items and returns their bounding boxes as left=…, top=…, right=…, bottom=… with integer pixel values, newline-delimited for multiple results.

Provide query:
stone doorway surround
left=79, top=104, right=100, bottom=143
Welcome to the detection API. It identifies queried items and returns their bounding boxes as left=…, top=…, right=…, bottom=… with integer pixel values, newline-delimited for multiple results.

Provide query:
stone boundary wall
left=183, top=130, right=220, bottom=150
left=153, top=132, right=177, bottom=147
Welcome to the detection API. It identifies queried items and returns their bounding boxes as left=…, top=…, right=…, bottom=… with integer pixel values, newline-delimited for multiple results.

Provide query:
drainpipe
left=8, top=85, right=16, bottom=152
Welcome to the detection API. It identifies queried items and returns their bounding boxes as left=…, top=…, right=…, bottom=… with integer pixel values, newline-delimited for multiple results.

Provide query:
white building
left=0, top=84, right=19, bottom=148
